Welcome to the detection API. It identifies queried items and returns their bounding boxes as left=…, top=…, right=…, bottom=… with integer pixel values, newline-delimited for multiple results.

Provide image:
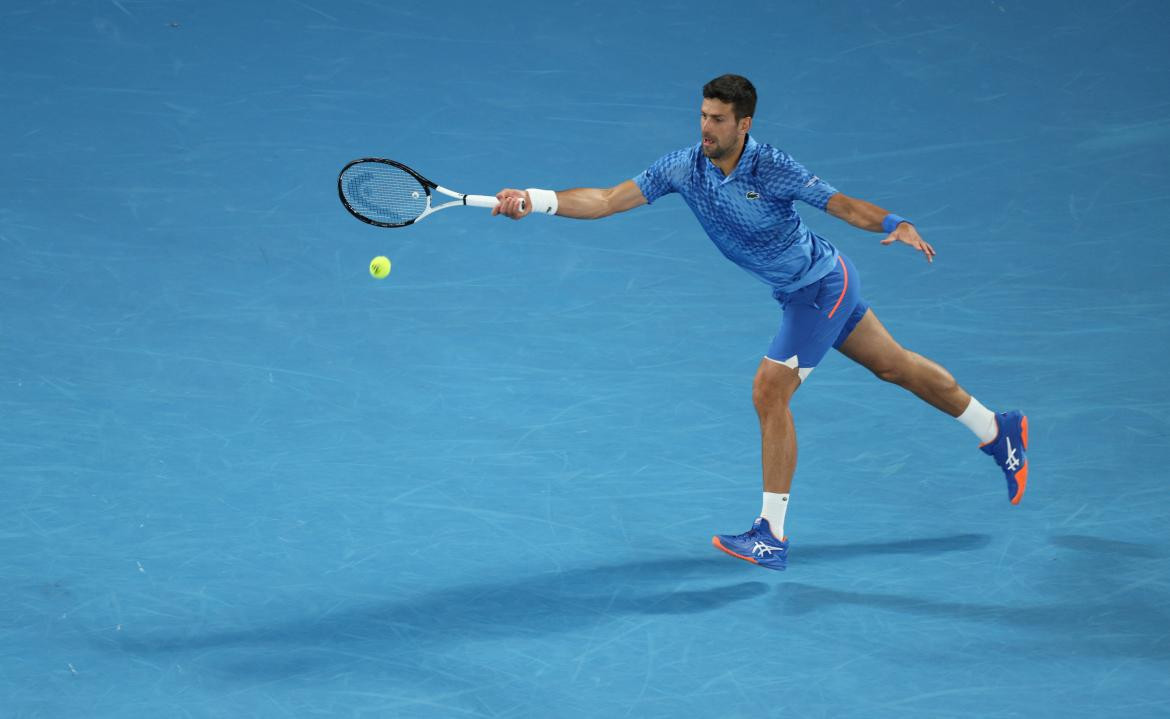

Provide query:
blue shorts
left=765, top=254, right=869, bottom=380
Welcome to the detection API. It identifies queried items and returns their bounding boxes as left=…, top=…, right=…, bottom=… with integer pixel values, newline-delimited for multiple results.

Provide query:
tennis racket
left=337, top=158, right=522, bottom=228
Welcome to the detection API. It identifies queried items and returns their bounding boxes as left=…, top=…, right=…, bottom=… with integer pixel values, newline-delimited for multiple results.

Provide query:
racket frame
left=338, top=158, right=507, bottom=228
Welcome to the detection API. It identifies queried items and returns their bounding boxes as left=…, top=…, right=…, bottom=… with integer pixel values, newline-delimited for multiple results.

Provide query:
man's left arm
left=825, top=193, right=936, bottom=263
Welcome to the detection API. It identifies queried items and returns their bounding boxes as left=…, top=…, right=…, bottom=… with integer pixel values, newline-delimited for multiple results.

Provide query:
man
left=493, top=74, right=1028, bottom=571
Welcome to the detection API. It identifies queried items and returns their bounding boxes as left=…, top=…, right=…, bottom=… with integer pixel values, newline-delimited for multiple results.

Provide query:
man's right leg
left=710, top=358, right=802, bottom=571
left=753, top=357, right=803, bottom=496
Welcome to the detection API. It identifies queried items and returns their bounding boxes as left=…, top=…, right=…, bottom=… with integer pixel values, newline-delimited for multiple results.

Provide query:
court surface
left=3, top=1, right=1169, bottom=717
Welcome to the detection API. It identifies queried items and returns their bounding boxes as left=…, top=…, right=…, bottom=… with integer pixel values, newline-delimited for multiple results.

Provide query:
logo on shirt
left=804, top=176, right=820, bottom=188
left=745, top=190, right=760, bottom=200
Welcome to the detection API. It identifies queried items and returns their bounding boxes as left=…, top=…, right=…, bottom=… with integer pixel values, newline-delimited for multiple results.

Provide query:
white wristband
left=525, top=188, right=558, bottom=215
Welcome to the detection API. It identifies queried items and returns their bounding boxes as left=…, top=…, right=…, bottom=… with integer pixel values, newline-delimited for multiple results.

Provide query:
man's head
left=703, top=74, right=757, bottom=121
left=700, top=74, right=756, bottom=161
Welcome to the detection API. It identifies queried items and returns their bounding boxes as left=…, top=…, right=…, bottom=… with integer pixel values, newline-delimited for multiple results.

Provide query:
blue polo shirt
left=633, top=136, right=840, bottom=293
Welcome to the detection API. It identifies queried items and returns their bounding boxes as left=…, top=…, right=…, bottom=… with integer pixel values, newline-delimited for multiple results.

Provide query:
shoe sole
left=711, top=536, right=786, bottom=571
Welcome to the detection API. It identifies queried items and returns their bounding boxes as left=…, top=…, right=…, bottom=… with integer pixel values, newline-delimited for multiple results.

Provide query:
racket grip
left=467, top=194, right=526, bottom=212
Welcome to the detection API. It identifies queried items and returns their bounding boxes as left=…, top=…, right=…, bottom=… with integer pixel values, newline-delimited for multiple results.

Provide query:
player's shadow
left=112, top=532, right=987, bottom=663
left=795, top=532, right=990, bottom=562
left=1048, top=534, right=1163, bottom=557
left=771, top=581, right=1170, bottom=661
left=771, top=533, right=1170, bottom=661
left=113, top=555, right=767, bottom=658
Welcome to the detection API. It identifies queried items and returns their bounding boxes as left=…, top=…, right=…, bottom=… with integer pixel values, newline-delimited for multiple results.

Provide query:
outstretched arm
left=493, top=180, right=648, bottom=221
left=826, top=193, right=936, bottom=263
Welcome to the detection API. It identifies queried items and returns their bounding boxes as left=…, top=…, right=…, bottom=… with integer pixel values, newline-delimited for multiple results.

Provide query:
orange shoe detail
left=1020, top=415, right=1029, bottom=450
left=1011, top=462, right=1028, bottom=505
left=712, top=536, right=759, bottom=564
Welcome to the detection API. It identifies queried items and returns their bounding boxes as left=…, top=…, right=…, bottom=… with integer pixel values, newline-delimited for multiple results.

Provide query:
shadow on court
left=106, top=534, right=989, bottom=660
left=794, top=532, right=991, bottom=562
left=109, top=557, right=764, bottom=654
left=92, top=531, right=1170, bottom=693
left=773, top=534, right=1170, bottom=662
left=1048, top=534, right=1164, bottom=558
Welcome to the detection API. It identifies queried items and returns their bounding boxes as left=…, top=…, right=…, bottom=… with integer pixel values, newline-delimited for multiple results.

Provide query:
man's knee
left=753, top=360, right=801, bottom=414
left=870, top=348, right=919, bottom=386
left=871, top=360, right=905, bottom=385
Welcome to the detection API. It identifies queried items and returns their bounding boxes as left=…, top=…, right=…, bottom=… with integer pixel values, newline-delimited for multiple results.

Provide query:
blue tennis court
left=3, top=1, right=1169, bottom=716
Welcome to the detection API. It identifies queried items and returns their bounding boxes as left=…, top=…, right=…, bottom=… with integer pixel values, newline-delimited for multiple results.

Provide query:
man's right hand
left=493, top=189, right=530, bottom=220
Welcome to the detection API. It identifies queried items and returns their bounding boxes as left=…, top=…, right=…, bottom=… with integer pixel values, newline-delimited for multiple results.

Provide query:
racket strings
left=341, top=163, right=429, bottom=225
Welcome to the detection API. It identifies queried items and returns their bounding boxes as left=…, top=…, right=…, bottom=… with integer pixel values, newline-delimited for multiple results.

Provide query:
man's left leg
left=835, top=308, right=969, bottom=415
left=835, top=308, right=1028, bottom=504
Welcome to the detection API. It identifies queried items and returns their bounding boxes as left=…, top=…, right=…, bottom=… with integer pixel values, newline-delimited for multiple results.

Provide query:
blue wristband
left=881, top=213, right=910, bottom=234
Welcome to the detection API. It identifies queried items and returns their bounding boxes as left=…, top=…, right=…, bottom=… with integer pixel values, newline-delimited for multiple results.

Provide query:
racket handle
left=466, top=194, right=526, bottom=212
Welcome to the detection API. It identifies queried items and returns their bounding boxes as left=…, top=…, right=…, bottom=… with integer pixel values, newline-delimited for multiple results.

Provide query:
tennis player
left=493, top=74, right=1028, bottom=571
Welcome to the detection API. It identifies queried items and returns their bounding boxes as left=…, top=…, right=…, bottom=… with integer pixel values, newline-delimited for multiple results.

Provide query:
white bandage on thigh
left=764, top=354, right=813, bottom=382
left=525, top=188, right=558, bottom=215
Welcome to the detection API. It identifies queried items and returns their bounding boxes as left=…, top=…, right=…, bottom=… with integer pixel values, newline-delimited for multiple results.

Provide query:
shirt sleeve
left=633, top=148, right=691, bottom=205
left=770, top=149, right=839, bottom=211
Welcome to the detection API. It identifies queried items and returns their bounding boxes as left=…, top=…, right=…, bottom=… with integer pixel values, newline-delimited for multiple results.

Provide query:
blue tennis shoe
left=980, top=410, right=1029, bottom=505
left=712, top=517, right=789, bottom=571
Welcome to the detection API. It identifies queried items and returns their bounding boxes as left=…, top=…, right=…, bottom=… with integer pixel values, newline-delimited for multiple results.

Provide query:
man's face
left=700, top=97, right=750, bottom=160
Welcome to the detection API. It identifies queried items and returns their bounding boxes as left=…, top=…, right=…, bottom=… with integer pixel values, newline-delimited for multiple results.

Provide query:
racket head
left=338, top=158, right=437, bottom=228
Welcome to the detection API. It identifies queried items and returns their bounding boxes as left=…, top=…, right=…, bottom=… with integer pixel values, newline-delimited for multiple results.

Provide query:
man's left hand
left=882, top=223, right=935, bottom=263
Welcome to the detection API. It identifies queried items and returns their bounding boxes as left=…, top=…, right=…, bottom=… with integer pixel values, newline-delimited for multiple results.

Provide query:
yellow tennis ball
left=369, top=256, right=391, bottom=279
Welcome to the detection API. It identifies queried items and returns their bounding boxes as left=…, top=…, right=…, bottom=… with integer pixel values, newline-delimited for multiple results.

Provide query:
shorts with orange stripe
left=765, top=253, right=868, bottom=380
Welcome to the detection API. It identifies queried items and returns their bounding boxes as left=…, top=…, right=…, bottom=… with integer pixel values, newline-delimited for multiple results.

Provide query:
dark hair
left=702, top=74, right=757, bottom=121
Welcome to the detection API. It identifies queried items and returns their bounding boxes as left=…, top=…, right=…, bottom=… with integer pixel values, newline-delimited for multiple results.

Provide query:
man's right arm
left=493, top=180, right=647, bottom=220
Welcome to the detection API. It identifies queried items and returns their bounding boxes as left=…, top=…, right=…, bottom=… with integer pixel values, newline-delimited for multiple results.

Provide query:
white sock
left=957, top=397, right=998, bottom=444
left=760, top=492, right=789, bottom=539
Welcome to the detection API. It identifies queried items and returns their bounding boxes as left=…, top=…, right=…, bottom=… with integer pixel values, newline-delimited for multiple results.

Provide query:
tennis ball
left=369, top=256, right=391, bottom=279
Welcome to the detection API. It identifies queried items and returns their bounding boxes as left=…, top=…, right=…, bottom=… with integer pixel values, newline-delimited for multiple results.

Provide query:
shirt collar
left=708, top=134, right=758, bottom=184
